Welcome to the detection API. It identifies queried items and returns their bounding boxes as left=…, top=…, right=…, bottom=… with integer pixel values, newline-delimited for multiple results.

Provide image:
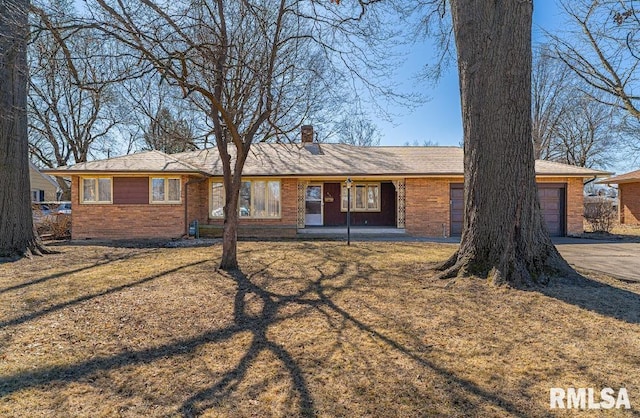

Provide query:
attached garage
left=449, top=183, right=566, bottom=237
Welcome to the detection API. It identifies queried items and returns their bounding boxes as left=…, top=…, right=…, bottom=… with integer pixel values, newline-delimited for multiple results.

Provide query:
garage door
left=450, top=183, right=565, bottom=237
left=538, top=184, right=565, bottom=237
left=450, top=184, right=464, bottom=236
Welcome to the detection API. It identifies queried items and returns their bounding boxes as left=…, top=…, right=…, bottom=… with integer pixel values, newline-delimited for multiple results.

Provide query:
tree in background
left=28, top=1, right=122, bottom=198
left=532, top=46, right=620, bottom=169
left=143, top=107, right=196, bottom=154
left=117, top=74, right=209, bottom=154
left=532, top=46, right=570, bottom=161
left=0, top=0, right=47, bottom=258
left=333, top=114, right=381, bottom=147
left=553, top=0, right=640, bottom=166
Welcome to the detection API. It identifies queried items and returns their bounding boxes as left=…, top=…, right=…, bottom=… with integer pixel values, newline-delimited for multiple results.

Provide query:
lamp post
left=346, top=177, right=352, bottom=246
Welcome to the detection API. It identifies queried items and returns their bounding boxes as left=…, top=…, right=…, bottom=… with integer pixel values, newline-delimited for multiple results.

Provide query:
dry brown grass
left=583, top=220, right=640, bottom=238
left=1, top=241, right=639, bottom=417
left=610, top=224, right=640, bottom=236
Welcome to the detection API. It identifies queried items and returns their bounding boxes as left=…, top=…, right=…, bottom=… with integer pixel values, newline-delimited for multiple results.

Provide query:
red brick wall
left=564, top=177, right=584, bottom=235
left=405, top=177, right=455, bottom=236
left=404, top=176, right=585, bottom=237
left=620, top=182, right=640, bottom=224
left=70, top=174, right=588, bottom=240
left=71, top=175, right=188, bottom=240
left=186, top=178, right=209, bottom=226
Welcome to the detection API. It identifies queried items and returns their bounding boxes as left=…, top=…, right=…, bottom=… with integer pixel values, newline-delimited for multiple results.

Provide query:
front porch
left=296, top=179, right=406, bottom=229
left=298, top=226, right=407, bottom=237
left=297, top=226, right=407, bottom=239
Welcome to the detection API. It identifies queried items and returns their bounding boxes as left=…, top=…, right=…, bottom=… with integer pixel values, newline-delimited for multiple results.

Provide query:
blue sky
left=377, top=4, right=565, bottom=148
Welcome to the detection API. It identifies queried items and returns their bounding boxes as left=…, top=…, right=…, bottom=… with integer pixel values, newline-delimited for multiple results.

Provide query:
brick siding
left=71, top=175, right=189, bottom=240
left=563, top=177, right=584, bottom=235
left=405, top=177, right=455, bottom=236
left=70, top=174, right=587, bottom=240
left=404, top=176, right=585, bottom=237
left=619, top=182, right=640, bottom=224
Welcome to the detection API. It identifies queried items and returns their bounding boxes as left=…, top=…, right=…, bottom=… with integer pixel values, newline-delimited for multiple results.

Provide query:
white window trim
left=149, top=177, right=182, bottom=204
left=80, top=176, right=113, bottom=204
left=341, top=182, right=381, bottom=212
left=209, top=179, right=282, bottom=219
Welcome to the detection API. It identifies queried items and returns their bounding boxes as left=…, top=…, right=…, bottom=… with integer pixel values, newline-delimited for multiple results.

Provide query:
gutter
left=583, top=176, right=597, bottom=186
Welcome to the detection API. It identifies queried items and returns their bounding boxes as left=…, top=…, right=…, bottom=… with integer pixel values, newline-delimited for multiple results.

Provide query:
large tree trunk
left=438, top=0, right=573, bottom=286
left=0, top=0, right=47, bottom=259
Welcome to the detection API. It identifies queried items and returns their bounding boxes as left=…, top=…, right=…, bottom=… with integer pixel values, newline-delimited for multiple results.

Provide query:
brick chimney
left=301, top=125, right=314, bottom=143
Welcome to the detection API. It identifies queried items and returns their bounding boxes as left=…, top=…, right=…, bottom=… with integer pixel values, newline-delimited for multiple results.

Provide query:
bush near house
left=584, top=196, right=617, bottom=233
left=32, top=202, right=71, bottom=240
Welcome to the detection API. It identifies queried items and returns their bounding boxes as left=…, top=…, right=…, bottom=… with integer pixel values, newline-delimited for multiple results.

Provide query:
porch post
left=297, top=180, right=309, bottom=228
left=392, top=179, right=406, bottom=229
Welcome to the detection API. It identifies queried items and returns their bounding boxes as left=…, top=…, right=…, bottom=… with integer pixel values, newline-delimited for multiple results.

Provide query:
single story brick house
left=599, top=169, right=640, bottom=225
left=45, top=132, right=609, bottom=240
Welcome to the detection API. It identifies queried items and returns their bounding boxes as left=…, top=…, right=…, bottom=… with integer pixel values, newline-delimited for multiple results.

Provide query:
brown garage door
left=538, top=184, right=565, bottom=237
left=450, top=183, right=565, bottom=237
left=450, top=184, right=464, bottom=236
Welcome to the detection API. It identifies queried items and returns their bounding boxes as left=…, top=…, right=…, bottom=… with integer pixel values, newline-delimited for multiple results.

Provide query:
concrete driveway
left=554, top=238, right=640, bottom=282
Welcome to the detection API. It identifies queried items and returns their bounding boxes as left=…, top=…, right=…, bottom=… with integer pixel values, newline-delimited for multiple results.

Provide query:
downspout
left=184, top=175, right=209, bottom=237
left=583, top=176, right=597, bottom=186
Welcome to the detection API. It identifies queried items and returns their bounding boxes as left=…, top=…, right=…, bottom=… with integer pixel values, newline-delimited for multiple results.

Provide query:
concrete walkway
left=554, top=238, right=640, bottom=282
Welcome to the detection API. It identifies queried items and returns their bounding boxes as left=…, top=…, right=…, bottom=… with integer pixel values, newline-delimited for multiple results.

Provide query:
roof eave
left=42, top=169, right=210, bottom=177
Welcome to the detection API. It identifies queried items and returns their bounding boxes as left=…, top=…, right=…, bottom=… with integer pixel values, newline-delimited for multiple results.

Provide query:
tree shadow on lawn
left=0, top=248, right=161, bottom=296
left=539, top=273, right=640, bottom=325
left=1, top=251, right=529, bottom=417
left=0, top=258, right=208, bottom=329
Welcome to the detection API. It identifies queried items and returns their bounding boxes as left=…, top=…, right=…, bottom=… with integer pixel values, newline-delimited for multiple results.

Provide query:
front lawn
left=1, top=241, right=639, bottom=417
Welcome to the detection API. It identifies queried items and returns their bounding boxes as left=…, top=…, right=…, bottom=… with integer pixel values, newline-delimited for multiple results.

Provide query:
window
left=150, top=177, right=181, bottom=203
left=211, top=182, right=224, bottom=217
left=31, top=190, right=45, bottom=202
left=210, top=179, right=281, bottom=218
left=341, top=183, right=380, bottom=212
left=81, top=177, right=112, bottom=203
left=239, top=181, right=252, bottom=217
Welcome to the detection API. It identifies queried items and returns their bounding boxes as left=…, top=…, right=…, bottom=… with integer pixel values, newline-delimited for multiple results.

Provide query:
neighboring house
left=29, top=162, right=60, bottom=202
left=44, top=127, right=610, bottom=240
left=598, top=169, right=640, bottom=225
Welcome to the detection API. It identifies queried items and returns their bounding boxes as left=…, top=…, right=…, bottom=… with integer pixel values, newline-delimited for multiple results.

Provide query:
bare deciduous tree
left=86, top=0, right=398, bottom=269
left=532, top=45, right=570, bottom=160
left=28, top=2, right=122, bottom=198
left=332, top=114, right=381, bottom=146
left=553, top=0, right=640, bottom=165
left=116, top=74, right=208, bottom=154
left=143, top=107, right=196, bottom=154
left=554, top=0, right=640, bottom=118
left=532, top=46, right=620, bottom=168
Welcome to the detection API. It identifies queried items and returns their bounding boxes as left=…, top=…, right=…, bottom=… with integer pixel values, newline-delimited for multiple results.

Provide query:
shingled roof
left=597, top=169, right=640, bottom=184
left=44, top=144, right=611, bottom=178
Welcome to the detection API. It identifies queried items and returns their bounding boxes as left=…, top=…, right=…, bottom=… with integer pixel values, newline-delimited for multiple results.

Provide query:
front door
left=305, top=184, right=323, bottom=226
